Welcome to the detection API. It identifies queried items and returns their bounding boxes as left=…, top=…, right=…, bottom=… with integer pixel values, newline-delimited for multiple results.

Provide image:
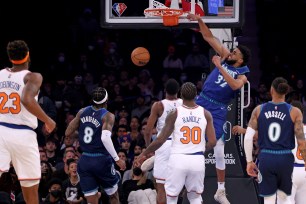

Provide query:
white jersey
left=0, top=68, right=38, bottom=129
left=171, top=105, right=207, bottom=154
left=292, top=125, right=306, bottom=164
left=156, top=98, right=183, bottom=136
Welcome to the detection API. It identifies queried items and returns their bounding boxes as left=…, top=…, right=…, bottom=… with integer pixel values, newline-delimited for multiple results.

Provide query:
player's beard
left=225, top=58, right=237, bottom=65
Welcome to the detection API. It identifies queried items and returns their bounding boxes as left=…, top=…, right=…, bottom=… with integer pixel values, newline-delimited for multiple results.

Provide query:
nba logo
left=112, top=3, right=127, bottom=17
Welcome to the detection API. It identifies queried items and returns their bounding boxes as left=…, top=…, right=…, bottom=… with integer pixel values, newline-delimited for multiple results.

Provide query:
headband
left=10, top=52, right=29, bottom=65
left=93, top=90, right=108, bottom=104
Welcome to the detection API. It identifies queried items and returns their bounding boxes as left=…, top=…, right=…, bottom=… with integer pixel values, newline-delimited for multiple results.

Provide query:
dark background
left=1, top=0, right=306, bottom=84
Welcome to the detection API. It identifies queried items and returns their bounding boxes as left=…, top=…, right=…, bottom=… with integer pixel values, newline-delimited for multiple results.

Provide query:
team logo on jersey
left=112, top=3, right=127, bottom=17
left=275, top=106, right=278, bottom=110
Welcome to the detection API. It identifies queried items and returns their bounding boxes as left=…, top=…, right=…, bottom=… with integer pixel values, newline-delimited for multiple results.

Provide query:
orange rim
left=144, top=8, right=184, bottom=26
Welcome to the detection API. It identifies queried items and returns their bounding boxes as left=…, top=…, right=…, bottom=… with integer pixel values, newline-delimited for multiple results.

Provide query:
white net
left=144, top=0, right=183, bottom=17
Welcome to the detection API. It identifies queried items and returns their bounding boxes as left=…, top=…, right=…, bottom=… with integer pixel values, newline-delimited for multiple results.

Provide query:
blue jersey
left=258, top=102, right=295, bottom=151
left=200, top=62, right=249, bottom=104
left=78, top=106, right=109, bottom=154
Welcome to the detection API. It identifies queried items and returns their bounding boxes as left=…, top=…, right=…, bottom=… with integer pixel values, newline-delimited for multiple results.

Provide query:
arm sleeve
left=101, top=130, right=119, bottom=161
left=244, top=127, right=256, bottom=163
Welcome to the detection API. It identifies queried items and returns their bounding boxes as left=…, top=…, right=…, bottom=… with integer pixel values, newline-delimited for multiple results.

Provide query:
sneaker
left=214, top=189, right=230, bottom=204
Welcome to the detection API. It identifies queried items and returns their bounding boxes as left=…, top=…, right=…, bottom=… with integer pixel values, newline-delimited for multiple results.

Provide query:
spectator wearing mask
left=42, top=178, right=67, bottom=204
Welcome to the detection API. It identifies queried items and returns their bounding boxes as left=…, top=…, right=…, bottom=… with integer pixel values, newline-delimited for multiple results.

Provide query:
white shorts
left=0, top=126, right=40, bottom=180
left=153, top=139, right=171, bottom=184
left=165, top=154, right=205, bottom=196
left=291, top=165, right=306, bottom=204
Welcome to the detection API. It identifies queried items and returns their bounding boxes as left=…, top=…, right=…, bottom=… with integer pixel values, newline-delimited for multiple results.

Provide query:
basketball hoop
left=144, top=8, right=184, bottom=26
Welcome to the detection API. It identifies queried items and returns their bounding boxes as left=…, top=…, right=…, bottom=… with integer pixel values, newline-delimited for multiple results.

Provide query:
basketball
left=131, top=47, right=150, bottom=66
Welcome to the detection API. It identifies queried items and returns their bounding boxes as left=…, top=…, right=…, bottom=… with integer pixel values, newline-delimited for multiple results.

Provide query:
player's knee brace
left=187, top=192, right=202, bottom=204
left=214, top=141, right=225, bottom=170
left=20, top=179, right=39, bottom=187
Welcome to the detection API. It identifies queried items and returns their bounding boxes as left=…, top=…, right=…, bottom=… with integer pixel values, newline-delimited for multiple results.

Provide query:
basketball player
left=137, top=82, right=216, bottom=204
left=0, top=40, right=56, bottom=204
left=187, top=13, right=251, bottom=204
left=290, top=100, right=306, bottom=204
left=144, top=78, right=182, bottom=204
left=244, top=77, right=306, bottom=204
left=65, top=87, right=126, bottom=204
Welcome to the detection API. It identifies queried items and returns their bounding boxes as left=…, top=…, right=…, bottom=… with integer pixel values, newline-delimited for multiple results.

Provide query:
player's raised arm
left=186, top=13, right=230, bottom=60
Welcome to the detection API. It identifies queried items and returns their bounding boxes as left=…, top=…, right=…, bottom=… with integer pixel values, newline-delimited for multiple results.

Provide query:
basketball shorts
left=0, top=126, right=40, bottom=180
left=78, top=154, right=120, bottom=195
left=196, top=95, right=227, bottom=140
left=165, top=154, right=205, bottom=196
left=257, top=152, right=294, bottom=196
left=153, top=139, right=172, bottom=184
left=291, top=164, right=306, bottom=204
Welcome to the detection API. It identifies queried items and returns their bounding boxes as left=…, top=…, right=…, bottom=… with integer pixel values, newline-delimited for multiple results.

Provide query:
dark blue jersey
left=200, top=62, right=249, bottom=104
left=78, top=106, right=109, bottom=154
left=258, top=102, right=295, bottom=150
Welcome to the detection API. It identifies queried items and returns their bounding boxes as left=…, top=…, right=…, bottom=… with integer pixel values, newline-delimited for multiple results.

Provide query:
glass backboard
left=101, top=0, right=244, bottom=29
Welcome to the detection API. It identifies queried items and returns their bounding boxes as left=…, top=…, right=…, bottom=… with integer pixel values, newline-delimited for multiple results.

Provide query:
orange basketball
left=131, top=47, right=150, bottom=66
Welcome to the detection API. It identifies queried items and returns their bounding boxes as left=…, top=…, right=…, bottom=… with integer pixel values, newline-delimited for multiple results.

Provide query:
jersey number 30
left=180, top=126, right=202, bottom=144
left=0, top=92, right=21, bottom=114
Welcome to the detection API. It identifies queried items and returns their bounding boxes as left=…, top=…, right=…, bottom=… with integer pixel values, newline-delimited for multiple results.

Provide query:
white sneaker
left=214, top=189, right=230, bottom=204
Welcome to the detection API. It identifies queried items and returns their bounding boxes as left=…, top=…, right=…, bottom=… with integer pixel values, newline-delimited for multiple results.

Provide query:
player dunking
left=0, top=40, right=56, bottom=204
left=187, top=13, right=251, bottom=204
left=144, top=78, right=182, bottom=204
left=290, top=100, right=306, bottom=204
left=65, top=87, right=126, bottom=204
left=137, top=82, right=216, bottom=204
left=244, top=77, right=306, bottom=204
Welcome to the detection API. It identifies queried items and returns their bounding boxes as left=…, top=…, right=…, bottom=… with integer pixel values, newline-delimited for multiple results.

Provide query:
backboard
left=101, top=0, right=244, bottom=29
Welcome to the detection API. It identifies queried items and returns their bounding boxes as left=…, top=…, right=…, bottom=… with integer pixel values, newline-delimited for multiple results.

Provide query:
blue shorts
left=196, top=94, right=227, bottom=140
left=257, top=151, right=294, bottom=197
left=77, top=154, right=120, bottom=195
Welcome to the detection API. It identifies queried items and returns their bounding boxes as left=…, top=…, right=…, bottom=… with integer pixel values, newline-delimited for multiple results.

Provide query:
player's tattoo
left=247, top=107, right=259, bottom=130
left=295, top=118, right=304, bottom=141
